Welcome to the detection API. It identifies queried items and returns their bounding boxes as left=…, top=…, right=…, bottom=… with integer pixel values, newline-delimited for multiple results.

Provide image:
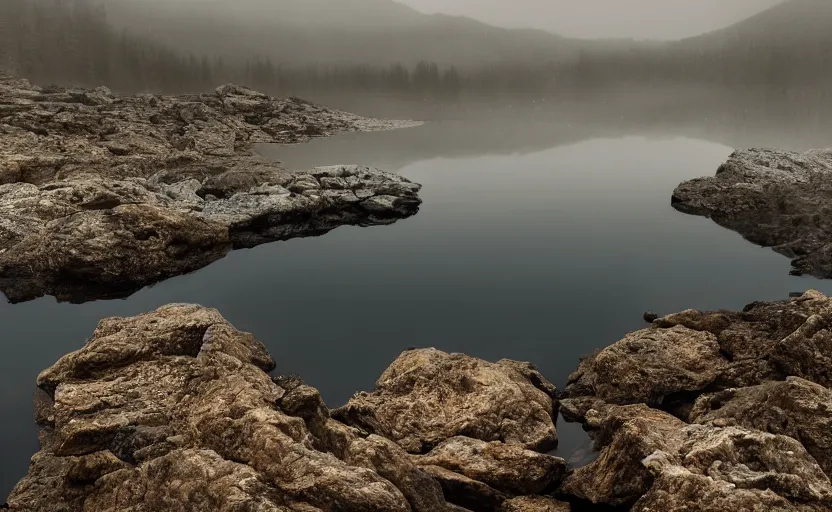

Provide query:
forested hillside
left=0, top=0, right=211, bottom=91
left=0, top=0, right=829, bottom=100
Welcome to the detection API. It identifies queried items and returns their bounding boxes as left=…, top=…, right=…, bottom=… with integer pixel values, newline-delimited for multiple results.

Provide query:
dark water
left=3, top=118, right=832, bottom=499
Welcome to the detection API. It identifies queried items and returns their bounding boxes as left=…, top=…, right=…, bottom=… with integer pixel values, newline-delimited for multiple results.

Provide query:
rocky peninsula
left=0, top=77, right=422, bottom=304
left=672, top=147, right=832, bottom=278
left=8, top=291, right=832, bottom=511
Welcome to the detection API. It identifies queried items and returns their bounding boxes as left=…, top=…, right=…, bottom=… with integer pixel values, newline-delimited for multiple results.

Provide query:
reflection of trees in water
left=268, top=86, right=832, bottom=173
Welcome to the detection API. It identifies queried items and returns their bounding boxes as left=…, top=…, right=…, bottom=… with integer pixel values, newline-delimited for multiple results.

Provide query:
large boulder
left=333, top=348, right=559, bottom=454
left=563, top=325, right=729, bottom=406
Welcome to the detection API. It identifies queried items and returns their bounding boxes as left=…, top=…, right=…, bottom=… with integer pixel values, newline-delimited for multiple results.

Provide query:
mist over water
left=2, top=0, right=832, bottom=505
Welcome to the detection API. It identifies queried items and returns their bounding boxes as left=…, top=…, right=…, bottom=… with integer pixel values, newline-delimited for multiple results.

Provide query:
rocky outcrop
left=7, top=306, right=566, bottom=512
left=560, top=290, right=832, bottom=511
left=15, top=292, right=832, bottom=510
left=0, top=77, right=422, bottom=303
left=689, top=377, right=832, bottom=476
left=333, top=348, right=559, bottom=454
left=672, top=147, right=832, bottom=278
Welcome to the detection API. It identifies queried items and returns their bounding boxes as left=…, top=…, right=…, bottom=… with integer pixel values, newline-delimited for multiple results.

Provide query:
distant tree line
left=1, top=0, right=830, bottom=100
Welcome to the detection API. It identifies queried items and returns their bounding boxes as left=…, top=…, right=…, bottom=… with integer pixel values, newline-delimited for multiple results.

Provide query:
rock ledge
left=0, top=78, right=423, bottom=303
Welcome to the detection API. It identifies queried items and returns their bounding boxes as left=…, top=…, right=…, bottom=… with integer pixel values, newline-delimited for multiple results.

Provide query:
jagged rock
left=421, top=465, right=508, bottom=511
left=8, top=305, right=423, bottom=511
left=560, top=404, right=687, bottom=506
left=344, top=435, right=459, bottom=512
left=0, top=204, right=231, bottom=303
left=499, top=496, right=571, bottom=512
left=672, top=147, right=832, bottom=278
left=690, top=377, right=832, bottom=476
left=560, top=291, right=832, bottom=510
left=0, top=77, right=422, bottom=303
left=415, top=437, right=566, bottom=496
left=8, top=305, right=575, bottom=512
left=563, top=325, right=730, bottom=406
left=560, top=404, right=832, bottom=509
left=333, top=348, right=559, bottom=454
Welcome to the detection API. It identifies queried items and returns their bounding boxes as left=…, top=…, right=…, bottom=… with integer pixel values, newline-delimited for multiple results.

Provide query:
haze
left=400, top=0, right=785, bottom=39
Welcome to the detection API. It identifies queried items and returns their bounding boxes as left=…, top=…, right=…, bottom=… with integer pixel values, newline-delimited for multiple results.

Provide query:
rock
left=559, top=291, right=832, bottom=510
left=643, top=311, right=659, bottom=323
left=563, top=325, right=730, bottom=406
left=0, top=77, right=423, bottom=303
left=9, top=305, right=573, bottom=512
left=421, top=465, right=508, bottom=511
left=560, top=404, right=688, bottom=506
left=333, top=348, right=559, bottom=454
left=8, top=305, right=419, bottom=511
left=690, top=377, right=832, bottom=476
left=672, top=147, right=832, bottom=278
left=344, top=435, right=460, bottom=512
left=414, top=437, right=567, bottom=496
left=0, top=204, right=231, bottom=303
left=500, top=496, right=571, bottom=512
left=560, top=404, right=832, bottom=509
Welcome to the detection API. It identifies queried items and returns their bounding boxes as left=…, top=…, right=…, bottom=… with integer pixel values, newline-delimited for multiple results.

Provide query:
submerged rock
left=8, top=306, right=566, bottom=512
left=672, top=147, right=832, bottom=278
left=0, top=78, right=422, bottom=303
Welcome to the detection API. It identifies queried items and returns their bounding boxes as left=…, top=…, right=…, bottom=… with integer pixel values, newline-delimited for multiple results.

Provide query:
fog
left=401, top=0, right=785, bottom=39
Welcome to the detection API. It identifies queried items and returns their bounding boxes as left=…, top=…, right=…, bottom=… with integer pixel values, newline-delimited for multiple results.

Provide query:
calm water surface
left=2, top=119, right=831, bottom=499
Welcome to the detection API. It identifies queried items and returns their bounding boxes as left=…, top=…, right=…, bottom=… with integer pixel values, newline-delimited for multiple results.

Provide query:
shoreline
left=7, top=291, right=832, bottom=510
left=0, top=78, right=423, bottom=304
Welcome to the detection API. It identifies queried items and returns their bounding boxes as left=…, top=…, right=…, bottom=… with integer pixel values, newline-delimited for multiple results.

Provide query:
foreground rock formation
left=11, top=292, right=832, bottom=510
left=0, top=77, right=422, bottom=303
left=672, top=147, right=832, bottom=278
left=7, top=305, right=567, bottom=512
left=561, top=290, right=832, bottom=510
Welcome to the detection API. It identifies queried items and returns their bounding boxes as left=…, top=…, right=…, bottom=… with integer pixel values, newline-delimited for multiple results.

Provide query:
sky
left=398, top=0, right=785, bottom=39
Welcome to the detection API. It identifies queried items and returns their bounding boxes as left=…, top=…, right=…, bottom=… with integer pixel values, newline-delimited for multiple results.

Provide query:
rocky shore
left=8, top=291, right=832, bottom=511
left=672, top=147, right=832, bottom=278
left=0, top=77, right=422, bottom=303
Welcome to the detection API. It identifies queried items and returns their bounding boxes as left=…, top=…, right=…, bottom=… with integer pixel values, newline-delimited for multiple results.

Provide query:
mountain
left=97, top=0, right=578, bottom=67
left=679, top=0, right=831, bottom=53
left=671, top=0, right=832, bottom=86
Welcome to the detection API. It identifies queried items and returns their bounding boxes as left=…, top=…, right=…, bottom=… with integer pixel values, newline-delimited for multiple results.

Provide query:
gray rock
left=672, top=147, right=832, bottom=278
left=0, top=77, right=423, bottom=303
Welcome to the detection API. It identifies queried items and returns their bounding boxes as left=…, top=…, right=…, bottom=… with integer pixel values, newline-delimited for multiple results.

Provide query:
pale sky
left=398, top=0, right=785, bottom=39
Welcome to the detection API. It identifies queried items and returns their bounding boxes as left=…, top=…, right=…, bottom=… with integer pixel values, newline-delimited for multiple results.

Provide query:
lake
left=3, top=114, right=832, bottom=499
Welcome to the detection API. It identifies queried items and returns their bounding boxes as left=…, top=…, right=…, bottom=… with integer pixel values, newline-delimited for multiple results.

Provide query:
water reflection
left=3, top=114, right=832, bottom=499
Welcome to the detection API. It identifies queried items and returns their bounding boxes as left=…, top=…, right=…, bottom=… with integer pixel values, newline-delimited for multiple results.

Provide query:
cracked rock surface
left=672, top=147, right=832, bottom=278
left=0, top=77, right=422, bottom=303
left=560, top=290, right=832, bottom=510
left=7, top=305, right=566, bottom=512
